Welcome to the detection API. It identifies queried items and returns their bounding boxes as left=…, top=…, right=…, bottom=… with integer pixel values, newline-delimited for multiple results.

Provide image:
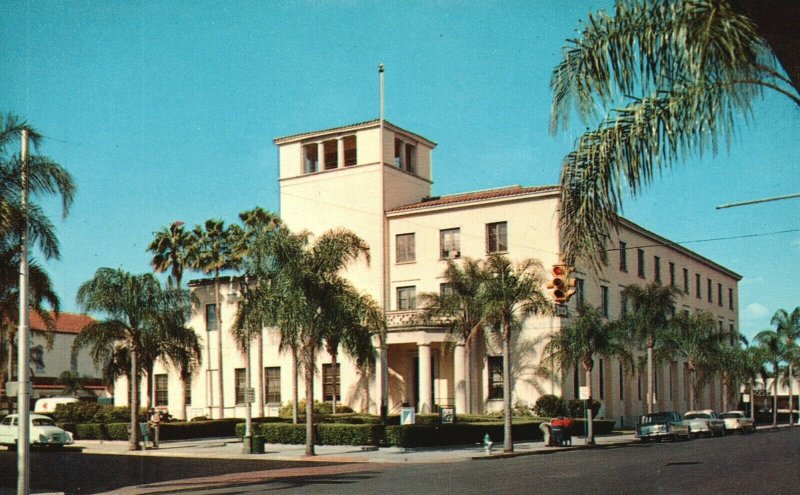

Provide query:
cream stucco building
left=123, top=120, right=741, bottom=426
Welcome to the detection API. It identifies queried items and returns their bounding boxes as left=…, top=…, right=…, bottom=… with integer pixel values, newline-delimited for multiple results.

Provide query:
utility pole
left=17, top=129, right=30, bottom=495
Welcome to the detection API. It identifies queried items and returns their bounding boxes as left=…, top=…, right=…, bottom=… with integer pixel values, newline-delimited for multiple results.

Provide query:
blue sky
left=1, top=0, right=798, bottom=341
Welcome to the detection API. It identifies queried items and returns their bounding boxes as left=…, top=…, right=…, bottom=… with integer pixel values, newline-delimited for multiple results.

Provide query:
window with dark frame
left=396, top=233, right=415, bottom=263
left=637, top=374, right=642, bottom=400
left=488, top=356, right=504, bottom=400
left=486, top=222, right=508, bottom=253
left=303, top=143, right=318, bottom=174
left=265, top=367, right=281, bottom=403
left=601, top=286, right=609, bottom=317
left=205, top=304, right=217, bottom=332
left=397, top=286, right=416, bottom=310
left=440, top=228, right=461, bottom=259
left=729, top=288, right=734, bottom=310
left=322, top=363, right=341, bottom=402
left=155, top=374, right=168, bottom=407
left=343, top=135, right=357, bottom=166
left=619, top=241, right=627, bottom=271
left=323, top=139, right=338, bottom=170
left=620, top=291, right=628, bottom=317
left=654, top=256, right=661, bottom=282
left=707, top=278, right=712, bottom=303
left=683, top=268, right=689, bottom=293
left=440, top=283, right=453, bottom=297
left=235, top=368, right=246, bottom=405
left=405, top=143, right=417, bottom=174
left=718, top=283, right=723, bottom=307
left=575, top=278, right=585, bottom=307
left=637, top=249, right=645, bottom=278
left=695, top=273, right=701, bottom=299
left=669, top=262, right=676, bottom=287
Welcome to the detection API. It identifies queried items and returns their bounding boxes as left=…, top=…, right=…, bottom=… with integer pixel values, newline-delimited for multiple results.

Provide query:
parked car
left=719, top=411, right=756, bottom=433
left=636, top=411, right=692, bottom=442
left=0, top=414, right=74, bottom=448
left=33, top=396, right=79, bottom=414
left=683, top=409, right=726, bottom=437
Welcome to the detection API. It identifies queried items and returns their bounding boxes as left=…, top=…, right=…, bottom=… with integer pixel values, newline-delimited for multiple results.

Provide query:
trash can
left=251, top=435, right=265, bottom=454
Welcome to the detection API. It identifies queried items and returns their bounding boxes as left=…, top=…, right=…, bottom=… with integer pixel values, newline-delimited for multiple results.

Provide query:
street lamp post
left=17, top=129, right=30, bottom=495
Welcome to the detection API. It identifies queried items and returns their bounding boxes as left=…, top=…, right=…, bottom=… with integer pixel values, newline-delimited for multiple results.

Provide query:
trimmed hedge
left=59, top=418, right=243, bottom=441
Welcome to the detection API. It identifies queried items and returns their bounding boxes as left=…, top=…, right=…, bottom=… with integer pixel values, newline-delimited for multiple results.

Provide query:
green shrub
left=565, top=399, right=602, bottom=418
left=278, top=400, right=354, bottom=418
left=384, top=422, right=544, bottom=448
left=317, top=424, right=383, bottom=445
left=159, top=419, right=240, bottom=440
left=254, top=423, right=307, bottom=444
left=51, top=403, right=142, bottom=424
left=533, top=395, right=568, bottom=418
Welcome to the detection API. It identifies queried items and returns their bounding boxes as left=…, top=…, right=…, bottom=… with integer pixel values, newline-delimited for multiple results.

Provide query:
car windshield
left=31, top=418, right=55, bottom=426
left=684, top=413, right=710, bottom=419
left=642, top=413, right=673, bottom=424
left=719, top=413, right=742, bottom=419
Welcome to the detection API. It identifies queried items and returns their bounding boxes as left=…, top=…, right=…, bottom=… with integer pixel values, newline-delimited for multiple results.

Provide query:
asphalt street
left=1, top=428, right=798, bottom=494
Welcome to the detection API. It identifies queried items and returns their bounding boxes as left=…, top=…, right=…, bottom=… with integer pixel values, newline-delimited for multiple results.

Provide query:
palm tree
left=418, top=258, right=487, bottom=414
left=481, top=254, right=551, bottom=453
left=620, top=282, right=681, bottom=414
left=753, top=329, right=785, bottom=428
left=549, top=0, right=800, bottom=266
left=56, top=370, right=90, bottom=397
left=668, top=310, right=725, bottom=411
left=74, top=269, right=165, bottom=450
left=148, top=221, right=192, bottom=288
left=543, top=304, right=630, bottom=444
left=771, top=308, right=800, bottom=425
left=245, top=227, right=380, bottom=456
left=187, top=219, right=242, bottom=418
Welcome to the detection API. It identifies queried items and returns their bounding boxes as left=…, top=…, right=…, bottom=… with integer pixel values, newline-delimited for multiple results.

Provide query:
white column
left=418, top=344, right=432, bottom=413
left=337, top=138, right=345, bottom=168
left=454, top=342, right=466, bottom=414
left=317, top=142, right=324, bottom=171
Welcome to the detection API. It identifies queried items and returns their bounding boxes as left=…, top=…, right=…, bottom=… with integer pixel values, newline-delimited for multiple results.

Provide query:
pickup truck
left=636, top=411, right=692, bottom=442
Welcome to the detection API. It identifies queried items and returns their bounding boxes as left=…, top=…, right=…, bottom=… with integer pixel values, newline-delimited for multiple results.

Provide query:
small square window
left=440, top=283, right=453, bottom=297
left=440, top=228, right=461, bottom=259
left=397, top=286, right=416, bottom=310
left=396, top=233, right=415, bottom=263
left=486, top=222, right=508, bottom=253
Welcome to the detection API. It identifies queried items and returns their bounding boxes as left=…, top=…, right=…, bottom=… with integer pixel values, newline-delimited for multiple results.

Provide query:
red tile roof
left=28, top=312, right=94, bottom=335
left=387, top=185, right=560, bottom=213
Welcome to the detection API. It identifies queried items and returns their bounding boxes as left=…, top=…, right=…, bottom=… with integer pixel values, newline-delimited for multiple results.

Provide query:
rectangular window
left=397, top=286, right=416, bottom=310
left=323, top=139, right=338, bottom=170
left=488, top=356, right=504, bottom=400
left=695, top=274, right=701, bottom=299
left=637, top=374, right=642, bottom=401
left=619, top=241, right=627, bottom=271
left=440, top=283, right=453, bottom=297
left=669, top=262, right=676, bottom=287
left=637, top=249, right=645, bottom=278
left=394, top=138, right=403, bottom=168
left=728, top=288, right=734, bottom=310
left=486, top=222, right=508, bottom=253
left=654, top=256, right=661, bottom=282
left=235, top=368, right=246, bottom=405
left=184, top=380, right=191, bottom=405
left=405, top=143, right=417, bottom=174
left=265, top=367, right=281, bottom=404
left=707, top=278, right=712, bottom=303
left=205, top=304, right=217, bottom=332
left=620, top=291, right=628, bottom=317
left=683, top=268, right=689, bottom=294
left=717, top=283, right=723, bottom=307
left=440, top=228, right=461, bottom=259
left=729, top=324, right=736, bottom=346
left=322, top=363, right=341, bottom=402
left=155, top=374, right=168, bottom=407
left=396, top=233, right=415, bottom=263
left=619, top=363, right=624, bottom=400
left=599, top=359, right=605, bottom=400
left=601, top=286, right=609, bottom=317
left=575, top=278, right=585, bottom=307
left=343, top=135, right=357, bottom=166
left=303, top=143, right=318, bottom=174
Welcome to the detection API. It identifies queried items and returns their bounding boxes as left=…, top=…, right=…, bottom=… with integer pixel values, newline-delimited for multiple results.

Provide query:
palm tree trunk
left=772, top=371, right=778, bottom=427
left=304, top=342, right=315, bottom=456
left=788, top=364, right=793, bottom=426
left=214, top=271, right=224, bottom=418
left=257, top=329, right=264, bottom=417
left=244, top=338, right=252, bottom=440
left=689, top=366, right=697, bottom=411
left=130, top=348, right=140, bottom=451
left=502, top=321, right=513, bottom=453
left=179, top=378, right=187, bottom=421
left=646, top=338, right=654, bottom=414
left=749, top=379, right=755, bottom=419
left=464, top=340, right=471, bottom=415
left=292, top=347, right=299, bottom=424
left=584, top=362, right=595, bottom=445
left=330, top=352, right=338, bottom=415
left=722, top=371, right=729, bottom=413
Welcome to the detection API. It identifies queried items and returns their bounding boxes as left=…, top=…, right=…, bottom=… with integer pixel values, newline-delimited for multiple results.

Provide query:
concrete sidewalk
left=72, top=431, right=638, bottom=464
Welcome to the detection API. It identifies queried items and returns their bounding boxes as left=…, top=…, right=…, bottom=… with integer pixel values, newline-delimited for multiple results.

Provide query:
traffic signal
left=547, top=263, right=576, bottom=303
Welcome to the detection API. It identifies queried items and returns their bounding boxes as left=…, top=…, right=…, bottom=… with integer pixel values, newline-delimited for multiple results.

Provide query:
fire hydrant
left=483, top=433, right=493, bottom=455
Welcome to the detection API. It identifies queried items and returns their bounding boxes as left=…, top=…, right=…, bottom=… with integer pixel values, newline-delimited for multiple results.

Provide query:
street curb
left=471, top=440, right=638, bottom=460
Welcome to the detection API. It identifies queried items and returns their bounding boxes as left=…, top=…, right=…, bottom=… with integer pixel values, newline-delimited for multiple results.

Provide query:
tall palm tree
left=148, top=221, right=192, bottom=288
left=245, top=227, right=380, bottom=456
left=753, top=329, right=785, bottom=428
left=418, top=258, right=487, bottom=414
left=620, top=282, right=681, bottom=414
left=188, top=219, right=242, bottom=418
left=74, top=268, right=166, bottom=450
left=543, top=304, right=631, bottom=444
left=771, top=307, right=800, bottom=425
left=481, top=254, right=551, bottom=453
left=549, top=0, right=800, bottom=267
left=668, top=310, right=725, bottom=411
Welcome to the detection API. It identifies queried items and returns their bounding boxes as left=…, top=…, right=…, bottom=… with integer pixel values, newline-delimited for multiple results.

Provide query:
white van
left=34, top=396, right=78, bottom=414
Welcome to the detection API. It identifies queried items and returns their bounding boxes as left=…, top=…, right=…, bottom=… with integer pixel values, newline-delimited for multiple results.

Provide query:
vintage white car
left=0, top=414, right=74, bottom=448
left=683, top=409, right=726, bottom=437
left=719, top=411, right=756, bottom=433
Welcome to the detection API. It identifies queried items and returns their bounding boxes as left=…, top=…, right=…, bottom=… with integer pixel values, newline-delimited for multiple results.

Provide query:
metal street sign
left=555, top=304, right=569, bottom=318
left=401, top=407, right=415, bottom=425
left=579, top=386, right=590, bottom=400
left=4, top=381, right=32, bottom=396
left=244, top=387, right=256, bottom=403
